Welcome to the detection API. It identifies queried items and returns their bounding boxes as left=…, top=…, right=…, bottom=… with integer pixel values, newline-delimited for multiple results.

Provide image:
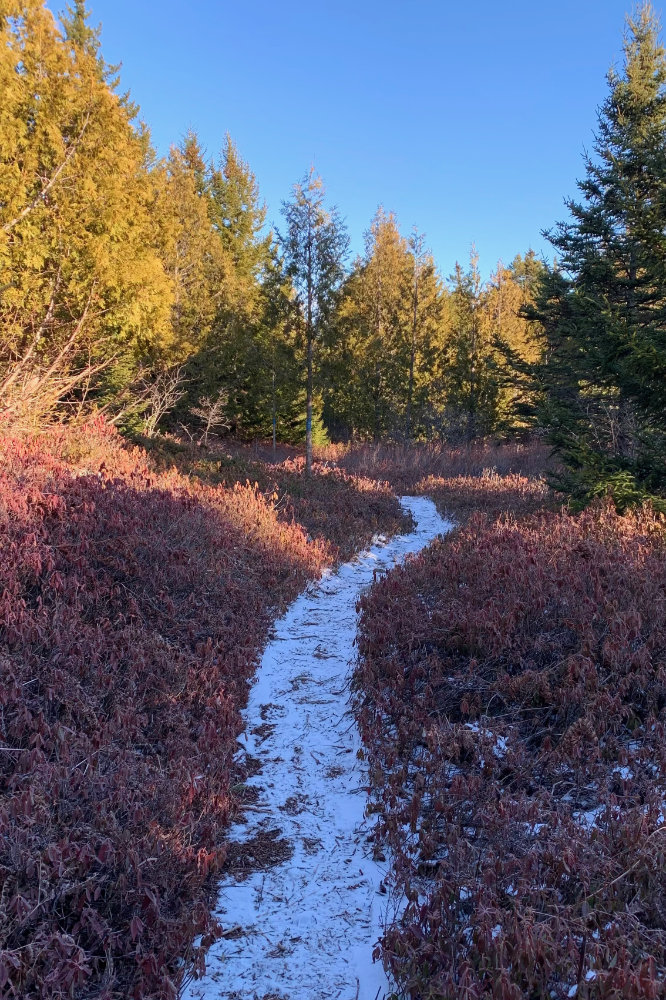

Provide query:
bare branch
left=141, top=366, right=188, bottom=437
left=2, top=110, right=91, bottom=235
left=190, top=389, right=230, bottom=445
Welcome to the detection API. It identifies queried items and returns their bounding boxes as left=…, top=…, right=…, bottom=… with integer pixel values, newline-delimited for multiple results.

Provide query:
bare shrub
left=190, top=389, right=230, bottom=445
left=140, top=366, right=188, bottom=438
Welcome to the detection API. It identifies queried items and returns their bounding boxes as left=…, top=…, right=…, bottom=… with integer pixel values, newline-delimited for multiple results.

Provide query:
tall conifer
left=537, top=3, right=666, bottom=504
left=279, top=169, right=348, bottom=472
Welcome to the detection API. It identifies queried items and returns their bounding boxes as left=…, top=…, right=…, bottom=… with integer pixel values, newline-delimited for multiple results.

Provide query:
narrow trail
left=184, top=496, right=452, bottom=1000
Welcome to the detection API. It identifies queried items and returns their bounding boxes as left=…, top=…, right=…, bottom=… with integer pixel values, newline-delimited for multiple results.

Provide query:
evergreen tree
left=156, top=139, right=228, bottom=359
left=536, top=3, right=666, bottom=506
left=444, top=251, right=501, bottom=442
left=337, top=209, right=412, bottom=439
left=485, top=252, right=544, bottom=433
left=279, top=169, right=348, bottom=472
left=209, top=135, right=273, bottom=305
left=0, top=0, right=173, bottom=424
left=404, top=228, right=446, bottom=440
left=63, top=0, right=102, bottom=58
left=323, top=210, right=446, bottom=442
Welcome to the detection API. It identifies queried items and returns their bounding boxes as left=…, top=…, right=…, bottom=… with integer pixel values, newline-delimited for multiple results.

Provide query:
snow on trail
left=184, top=496, right=452, bottom=1000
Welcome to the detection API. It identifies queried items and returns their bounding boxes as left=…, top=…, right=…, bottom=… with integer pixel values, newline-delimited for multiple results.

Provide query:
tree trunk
left=306, top=333, right=313, bottom=474
left=406, top=265, right=419, bottom=442
left=272, top=368, right=277, bottom=458
left=305, top=231, right=313, bottom=476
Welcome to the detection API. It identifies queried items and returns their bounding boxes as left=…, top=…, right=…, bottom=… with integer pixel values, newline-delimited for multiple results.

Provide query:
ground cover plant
left=146, top=437, right=411, bottom=562
left=323, top=440, right=552, bottom=493
left=416, top=470, right=553, bottom=525
left=0, top=417, right=331, bottom=999
left=355, top=502, right=666, bottom=999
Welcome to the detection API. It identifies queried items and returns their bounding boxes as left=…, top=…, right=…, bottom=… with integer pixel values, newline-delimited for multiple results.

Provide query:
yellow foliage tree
left=0, top=0, right=173, bottom=424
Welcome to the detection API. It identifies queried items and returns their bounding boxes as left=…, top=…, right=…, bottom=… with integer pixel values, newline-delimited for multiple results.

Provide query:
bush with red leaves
left=0, top=418, right=326, bottom=998
left=324, top=439, right=552, bottom=492
left=144, top=439, right=412, bottom=563
left=417, top=470, right=553, bottom=525
left=355, top=503, right=666, bottom=999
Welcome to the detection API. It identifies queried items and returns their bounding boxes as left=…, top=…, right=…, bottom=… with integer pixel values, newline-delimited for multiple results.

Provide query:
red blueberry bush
left=0, top=418, right=326, bottom=998
left=322, top=439, right=552, bottom=492
left=355, top=503, right=666, bottom=999
left=417, top=471, right=552, bottom=525
left=146, top=441, right=411, bottom=563
left=266, top=457, right=413, bottom=561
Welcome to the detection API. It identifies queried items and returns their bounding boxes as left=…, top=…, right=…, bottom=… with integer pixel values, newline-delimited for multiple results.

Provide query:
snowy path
left=184, top=496, right=452, bottom=1000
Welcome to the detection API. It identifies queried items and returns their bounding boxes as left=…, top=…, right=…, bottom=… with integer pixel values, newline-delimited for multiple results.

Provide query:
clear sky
left=51, top=0, right=662, bottom=279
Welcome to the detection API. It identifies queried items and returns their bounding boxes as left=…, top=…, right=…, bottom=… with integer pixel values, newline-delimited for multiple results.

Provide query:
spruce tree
left=537, top=3, right=666, bottom=506
left=444, top=251, right=501, bottom=442
left=279, top=169, right=348, bottom=472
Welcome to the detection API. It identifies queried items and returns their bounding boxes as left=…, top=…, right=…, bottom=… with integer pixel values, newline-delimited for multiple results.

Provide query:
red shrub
left=0, top=419, right=325, bottom=998
left=145, top=438, right=411, bottom=563
left=417, top=470, right=552, bottom=524
left=355, top=503, right=666, bottom=999
left=268, top=457, right=413, bottom=561
left=326, top=439, right=552, bottom=491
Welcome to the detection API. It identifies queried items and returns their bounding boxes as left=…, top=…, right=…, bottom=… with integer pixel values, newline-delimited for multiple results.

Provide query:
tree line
left=3, top=1, right=666, bottom=507
left=0, top=2, right=542, bottom=459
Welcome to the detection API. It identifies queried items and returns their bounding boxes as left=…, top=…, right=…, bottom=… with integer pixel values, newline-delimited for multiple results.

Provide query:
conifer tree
left=536, top=3, right=666, bottom=505
left=352, top=209, right=411, bottom=439
left=0, top=1, right=173, bottom=424
left=157, top=139, right=228, bottom=358
left=193, top=137, right=292, bottom=438
left=279, top=169, right=348, bottom=472
left=485, top=253, right=544, bottom=432
left=209, top=135, right=273, bottom=304
left=444, top=251, right=501, bottom=442
left=404, top=228, right=445, bottom=440
left=63, top=0, right=102, bottom=59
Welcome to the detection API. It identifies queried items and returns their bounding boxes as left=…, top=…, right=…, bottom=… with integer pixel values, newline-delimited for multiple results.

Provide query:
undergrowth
left=322, top=440, right=552, bottom=492
left=145, top=437, right=411, bottom=562
left=355, top=502, right=666, bottom=999
left=417, top=470, right=554, bottom=524
left=0, top=417, right=327, bottom=998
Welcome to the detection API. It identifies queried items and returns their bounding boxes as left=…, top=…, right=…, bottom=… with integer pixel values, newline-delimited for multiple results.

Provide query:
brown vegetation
left=0, top=417, right=407, bottom=999
left=417, top=470, right=554, bottom=524
left=320, top=439, right=552, bottom=492
left=146, top=438, right=411, bottom=562
left=355, top=502, right=666, bottom=998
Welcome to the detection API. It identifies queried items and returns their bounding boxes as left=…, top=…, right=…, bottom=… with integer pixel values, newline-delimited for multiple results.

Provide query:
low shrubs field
left=0, top=418, right=332, bottom=998
left=417, top=470, right=553, bottom=525
left=146, top=439, right=411, bottom=562
left=321, top=439, right=552, bottom=492
left=355, top=503, right=666, bottom=999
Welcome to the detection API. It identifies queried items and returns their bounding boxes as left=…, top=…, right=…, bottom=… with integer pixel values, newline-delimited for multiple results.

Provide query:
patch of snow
left=613, top=765, right=633, bottom=781
left=182, top=496, right=452, bottom=1000
left=573, top=804, right=605, bottom=831
left=464, top=721, right=508, bottom=761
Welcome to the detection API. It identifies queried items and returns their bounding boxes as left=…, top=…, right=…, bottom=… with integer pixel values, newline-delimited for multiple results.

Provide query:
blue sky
left=53, top=1, right=660, bottom=279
